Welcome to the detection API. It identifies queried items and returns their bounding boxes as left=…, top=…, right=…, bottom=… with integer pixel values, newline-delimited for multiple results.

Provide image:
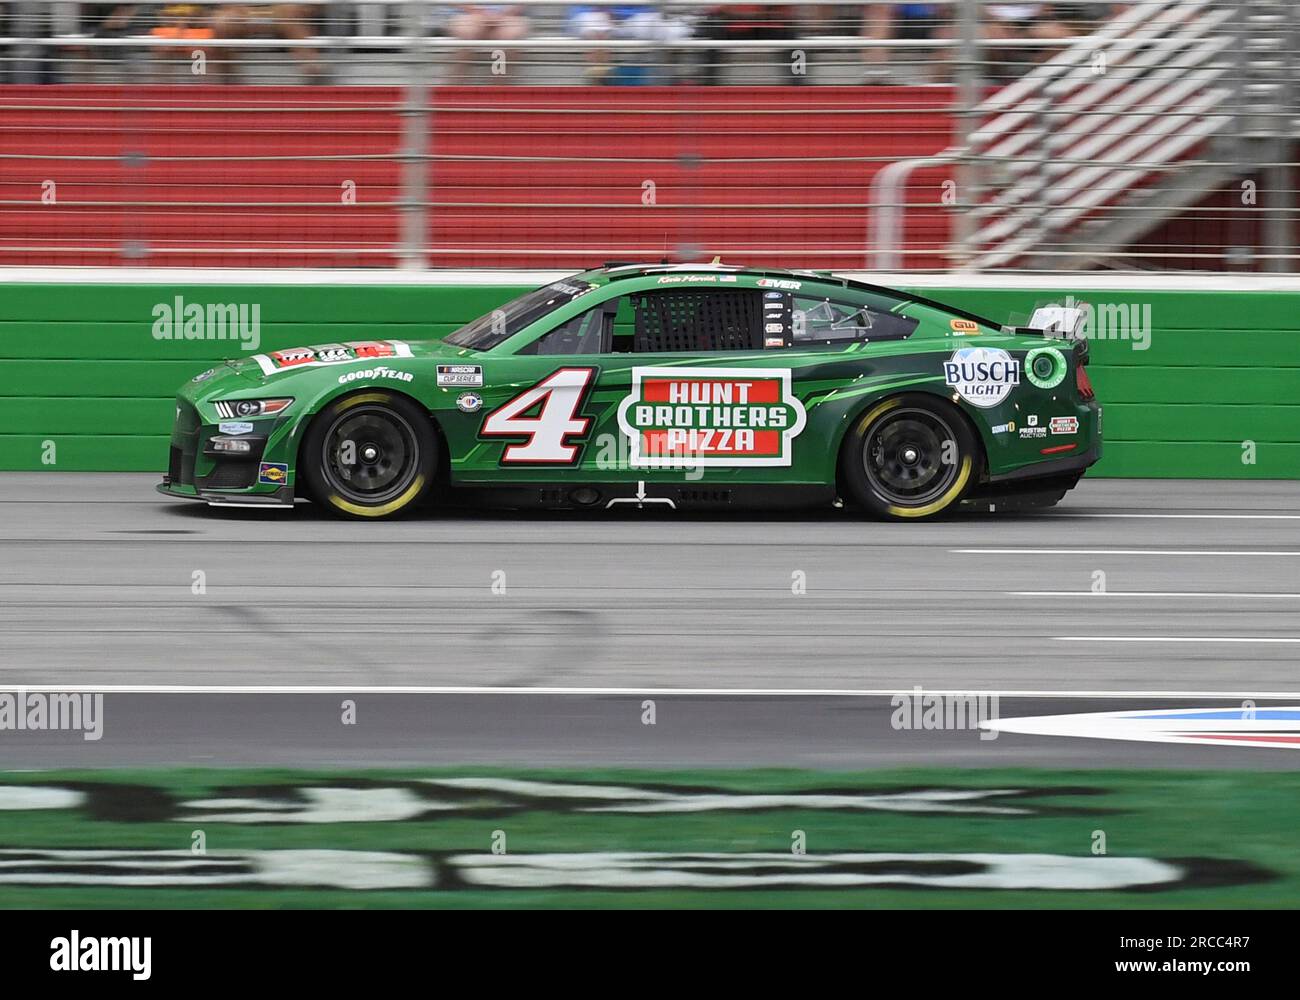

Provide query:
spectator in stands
left=863, top=3, right=1095, bottom=84
left=84, top=3, right=148, bottom=35
left=985, top=5, right=1074, bottom=45
left=984, top=4, right=1077, bottom=79
left=149, top=4, right=217, bottom=77
left=445, top=5, right=529, bottom=84
left=696, top=4, right=803, bottom=87
left=568, top=4, right=692, bottom=85
left=9, top=1, right=153, bottom=84
left=861, top=4, right=950, bottom=84
left=4, top=0, right=66, bottom=83
left=1054, top=3, right=1125, bottom=32
left=211, top=3, right=326, bottom=83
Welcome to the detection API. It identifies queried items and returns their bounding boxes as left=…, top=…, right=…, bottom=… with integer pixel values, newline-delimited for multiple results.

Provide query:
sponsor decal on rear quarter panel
left=943, top=347, right=1021, bottom=409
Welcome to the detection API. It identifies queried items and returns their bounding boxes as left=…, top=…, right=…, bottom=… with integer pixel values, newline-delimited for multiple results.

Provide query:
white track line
left=1056, top=636, right=1300, bottom=644
left=0, top=685, right=1299, bottom=698
left=1011, top=591, right=1300, bottom=599
left=955, top=549, right=1300, bottom=556
left=1070, top=513, right=1300, bottom=520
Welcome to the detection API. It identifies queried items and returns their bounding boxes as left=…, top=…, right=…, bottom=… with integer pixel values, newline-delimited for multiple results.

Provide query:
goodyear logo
left=617, top=366, right=807, bottom=468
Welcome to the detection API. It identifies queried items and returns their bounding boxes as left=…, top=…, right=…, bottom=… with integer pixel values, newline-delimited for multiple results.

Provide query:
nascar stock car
left=158, top=263, right=1101, bottom=520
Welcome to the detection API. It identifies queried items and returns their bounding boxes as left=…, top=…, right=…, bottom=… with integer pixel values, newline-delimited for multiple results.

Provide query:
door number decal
left=480, top=367, right=597, bottom=465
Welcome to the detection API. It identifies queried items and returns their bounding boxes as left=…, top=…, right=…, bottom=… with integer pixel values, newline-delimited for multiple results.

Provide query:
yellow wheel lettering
left=333, top=392, right=389, bottom=411
left=853, top=398, right=901, bottom=438
left=328, top=474, right=426, bottom=518
left=886, top=455, right=972, bottom=518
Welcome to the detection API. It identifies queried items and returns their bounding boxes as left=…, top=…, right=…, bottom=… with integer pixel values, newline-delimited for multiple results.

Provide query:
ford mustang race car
left=158, top=263, right=1101, bottom=520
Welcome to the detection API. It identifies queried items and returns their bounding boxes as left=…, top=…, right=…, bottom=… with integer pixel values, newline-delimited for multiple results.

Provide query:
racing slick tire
left=840, top=394, right=977, bottom=521
left=301, top=391, right=438, bottom=519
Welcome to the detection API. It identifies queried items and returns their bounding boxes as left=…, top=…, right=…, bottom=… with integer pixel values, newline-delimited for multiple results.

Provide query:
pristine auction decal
left=617, top=367, right=807, bottom=468
left=943, top=347, right=1021, bottom=409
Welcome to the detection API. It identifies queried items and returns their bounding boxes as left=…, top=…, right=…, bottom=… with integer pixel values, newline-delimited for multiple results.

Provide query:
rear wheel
left=302, top=392, right=436, bottom=519
left=840, top=395, right=976, bottom=520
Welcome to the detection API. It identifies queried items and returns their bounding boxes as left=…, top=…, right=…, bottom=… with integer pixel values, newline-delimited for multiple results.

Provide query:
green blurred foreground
left=0, top=766, right=1292, bottom=908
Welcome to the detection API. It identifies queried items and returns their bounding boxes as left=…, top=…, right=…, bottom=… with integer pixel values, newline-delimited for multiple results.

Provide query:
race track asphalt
left=0, top=473, right=1297, bottom=768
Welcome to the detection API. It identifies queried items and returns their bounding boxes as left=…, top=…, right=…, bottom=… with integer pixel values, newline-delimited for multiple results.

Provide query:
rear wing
left=1010, top=305, right=1090, bottom=365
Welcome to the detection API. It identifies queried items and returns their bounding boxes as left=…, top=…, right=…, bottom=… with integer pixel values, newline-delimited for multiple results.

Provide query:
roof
left=571, top=261, right=1001, bottom=328
left=585, top=261, right=829, bottom=284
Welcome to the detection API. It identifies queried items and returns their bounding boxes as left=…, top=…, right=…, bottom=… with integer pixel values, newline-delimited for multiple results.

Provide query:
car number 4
left=479, top=367, right=597, bottom=464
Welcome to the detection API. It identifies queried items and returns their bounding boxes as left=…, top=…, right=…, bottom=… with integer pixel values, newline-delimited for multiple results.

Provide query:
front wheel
left=301, top=392, right=437, bottom=519
left=840, top=395, right=976, bottom=520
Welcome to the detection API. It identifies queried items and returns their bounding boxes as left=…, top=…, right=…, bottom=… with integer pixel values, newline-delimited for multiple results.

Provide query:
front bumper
left=164, top=393, right=300, bottom=504
left=157, top=480, right=295, bottom=507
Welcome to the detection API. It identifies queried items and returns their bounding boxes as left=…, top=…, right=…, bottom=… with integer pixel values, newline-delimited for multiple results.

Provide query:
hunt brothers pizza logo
left=617, top=366, right=807, bottom=468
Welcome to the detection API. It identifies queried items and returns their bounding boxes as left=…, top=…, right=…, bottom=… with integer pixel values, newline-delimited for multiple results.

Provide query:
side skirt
left=444, top=482, right=838, bottom=512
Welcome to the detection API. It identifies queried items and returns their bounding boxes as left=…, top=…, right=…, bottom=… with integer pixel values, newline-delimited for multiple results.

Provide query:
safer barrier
left=1, top=271, right=1296, bottom=478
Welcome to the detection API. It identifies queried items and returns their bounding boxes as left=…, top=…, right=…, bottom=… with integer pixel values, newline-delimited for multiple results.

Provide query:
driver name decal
left=617, top=367, right=807, bottom=468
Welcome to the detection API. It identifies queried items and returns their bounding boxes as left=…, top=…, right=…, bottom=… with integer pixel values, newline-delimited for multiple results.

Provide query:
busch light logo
left=943, top=347, right=1021, bottom=409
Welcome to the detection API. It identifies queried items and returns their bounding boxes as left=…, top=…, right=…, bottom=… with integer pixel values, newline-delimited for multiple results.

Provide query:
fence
left=1, top=1, right=1296, bottom=271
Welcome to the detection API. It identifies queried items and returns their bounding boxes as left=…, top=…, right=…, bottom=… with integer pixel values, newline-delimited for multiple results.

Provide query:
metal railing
left=0, top=1, right=1296, bottom=272
left=874, top=0, right=1297, bottom=272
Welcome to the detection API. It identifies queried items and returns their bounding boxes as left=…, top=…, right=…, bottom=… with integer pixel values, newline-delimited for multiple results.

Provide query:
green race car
left=157, top=263, right=1101, bottom=520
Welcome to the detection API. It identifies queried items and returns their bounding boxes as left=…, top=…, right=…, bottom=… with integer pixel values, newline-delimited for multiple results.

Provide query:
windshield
left=445, top=279, right=594, bottom=350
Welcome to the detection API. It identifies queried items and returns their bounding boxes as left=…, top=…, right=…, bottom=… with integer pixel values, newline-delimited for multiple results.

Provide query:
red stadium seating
left=0, top=85, right=956, bottom=269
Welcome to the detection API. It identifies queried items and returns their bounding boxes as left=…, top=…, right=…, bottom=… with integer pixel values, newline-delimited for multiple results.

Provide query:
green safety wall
left=0, top=281, right=1296, bottom=478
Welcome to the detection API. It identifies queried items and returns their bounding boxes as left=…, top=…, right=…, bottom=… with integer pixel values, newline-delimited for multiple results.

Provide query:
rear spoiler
left=1011, top=306, right=1090, bottom=365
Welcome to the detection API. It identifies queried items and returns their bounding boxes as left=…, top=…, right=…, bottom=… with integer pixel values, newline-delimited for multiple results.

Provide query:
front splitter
left=156, top=482, right=295, bottom=508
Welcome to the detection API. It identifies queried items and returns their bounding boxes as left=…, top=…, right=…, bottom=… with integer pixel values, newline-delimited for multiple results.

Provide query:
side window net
left=631, top=290, right=760, bottom=353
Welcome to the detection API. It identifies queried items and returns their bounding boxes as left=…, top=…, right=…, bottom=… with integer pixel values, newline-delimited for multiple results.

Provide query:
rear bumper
left=988, top=441, right=1100, bottom=484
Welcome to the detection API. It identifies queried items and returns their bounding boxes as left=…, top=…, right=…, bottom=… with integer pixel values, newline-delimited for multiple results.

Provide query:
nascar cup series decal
left=436, top=364, right=483, bottom=387
left=617, top=367, right=807, bottom=468
left=943, top=347, right=1021, bottom=408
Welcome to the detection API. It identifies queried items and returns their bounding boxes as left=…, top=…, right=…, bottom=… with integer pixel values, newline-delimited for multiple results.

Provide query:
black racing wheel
left=840, top=394, right=977, bottom=520
left=301, top=391, right=437, bottom=519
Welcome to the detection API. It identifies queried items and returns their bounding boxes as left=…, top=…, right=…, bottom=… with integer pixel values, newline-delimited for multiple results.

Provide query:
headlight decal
left=214, top=398, right=293, bottom=419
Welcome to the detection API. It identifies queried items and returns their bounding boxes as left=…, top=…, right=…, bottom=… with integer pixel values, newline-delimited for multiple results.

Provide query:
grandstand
left=0, top=1, right=1295, bottom=271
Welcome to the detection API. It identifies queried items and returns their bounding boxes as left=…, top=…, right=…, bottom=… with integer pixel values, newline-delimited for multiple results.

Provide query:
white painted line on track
left=1011, top=591, right=1300, bottom=599
left=1056, top=636, right=1300, bottom=644
left=1, top=685, right=1299, bottom=698
left=1069, top=513, right=1300, bottom=520
left=955, top=549, right=1300, bottom=556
